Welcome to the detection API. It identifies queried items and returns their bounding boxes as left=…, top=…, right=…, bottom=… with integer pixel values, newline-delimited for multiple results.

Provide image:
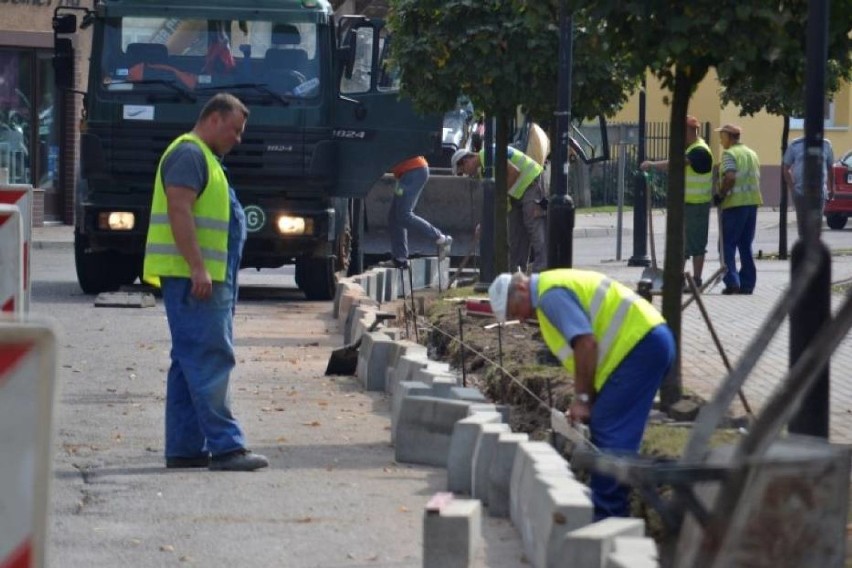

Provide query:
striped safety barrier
left=0, top=204, right=24, bottom=315
left=0, top=187, right=31, bottom=313
left=0, top=322, right=57, bottom=568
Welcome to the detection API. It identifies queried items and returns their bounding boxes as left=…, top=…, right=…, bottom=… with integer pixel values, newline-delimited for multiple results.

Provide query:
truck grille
left=88, top=123, right=332, bottom=195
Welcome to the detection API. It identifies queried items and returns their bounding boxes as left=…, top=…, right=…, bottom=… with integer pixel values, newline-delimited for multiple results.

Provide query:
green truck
left=53, top=0, right=441, bottom=300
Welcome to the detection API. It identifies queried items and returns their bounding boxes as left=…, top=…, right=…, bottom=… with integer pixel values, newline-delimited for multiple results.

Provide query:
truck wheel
left=74, top=235, right=140, bottom=294
left=826, top=213, right=848, bottom=230
left=296, top=257, right=336, bottom=301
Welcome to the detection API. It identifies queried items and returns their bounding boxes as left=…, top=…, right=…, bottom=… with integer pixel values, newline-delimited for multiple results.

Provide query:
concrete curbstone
left=510, top=443, right=571, bottom=536
left=423, top=495, right=482, bottom=568
left=610, top=536, right=658, bottom=562
left=430, top=375, right=461, bottom=398
left=384, top=266, right=402, bottom=300
left=383, top=341, right=428, bottom=395
left=366, top=268, right=386, bottom=303
left=390, top=381, right=432, bottom=444
left=470, top=423, right=512, bottom=504
left=332, top=279, right=357, bottom=319
left=606, top=552, right=659, bottom=568
left=487, top=432, right=529, bottom=518
left=561, top=517, right=646, bottom=568
left=343, top=300, right=378, bottom=344
left=447, top=386, right=488, bottom=404
left=388, top=353, right=431, bottom=394
left=338, top=285, right=367, bottom=325
left=355, top=331, right=396, bottom=391
left=395, top=396, right=472, bottom=467
left=447, top=412, right=503, bottom=495
left=534, top=484, right=595, bottom=568
left=411, top=364, right=454, bottom=387
left=468, top=403, right=511, bottom=423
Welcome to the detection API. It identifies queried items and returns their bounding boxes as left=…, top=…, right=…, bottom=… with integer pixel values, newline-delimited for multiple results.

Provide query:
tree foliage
left=387, top=0, right=642, bottom=123
left=718, top=0, right=852, bottom=117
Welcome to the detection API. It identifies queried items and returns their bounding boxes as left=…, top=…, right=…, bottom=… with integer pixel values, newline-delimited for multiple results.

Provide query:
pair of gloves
left=713, top=193, right=725, bottom=206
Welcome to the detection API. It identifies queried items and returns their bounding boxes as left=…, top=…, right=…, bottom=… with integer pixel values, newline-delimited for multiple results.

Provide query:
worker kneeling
left=488, top=270, right=675, bottom=520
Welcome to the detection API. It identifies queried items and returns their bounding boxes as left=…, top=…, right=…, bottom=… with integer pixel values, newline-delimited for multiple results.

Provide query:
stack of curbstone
left=331, top=266, right=659, bottom=568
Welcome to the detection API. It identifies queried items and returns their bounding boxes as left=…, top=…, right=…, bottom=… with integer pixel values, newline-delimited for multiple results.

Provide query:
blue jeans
left=162, top=186, right=247, bottom=458
left=388, top=166, right=442, bottom=261
left=721, top=205, right=758, bottom=292
left=589, top=324, right=676, bottom=519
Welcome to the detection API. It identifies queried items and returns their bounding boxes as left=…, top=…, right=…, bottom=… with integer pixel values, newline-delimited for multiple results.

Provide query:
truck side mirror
left=54, top=38, right=74, bottom=90
left=53, top=13, right=77, bottom=34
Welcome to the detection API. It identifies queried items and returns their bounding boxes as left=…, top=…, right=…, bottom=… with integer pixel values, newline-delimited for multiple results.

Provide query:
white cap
left=451, top=148, right=476, bottom=175
left=488, top=273, right=512, bottom=323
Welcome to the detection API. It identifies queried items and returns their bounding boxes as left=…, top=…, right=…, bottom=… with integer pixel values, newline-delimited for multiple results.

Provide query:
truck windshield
left=99, top=17, right=322, bottom=99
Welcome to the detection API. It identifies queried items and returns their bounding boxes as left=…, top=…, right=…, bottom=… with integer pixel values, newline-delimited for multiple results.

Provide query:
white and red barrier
left=0, top=204, right=24, bottom=315
left=0, top=323, right=57, bottom=568
left=0, top=187, right=32, bottom=313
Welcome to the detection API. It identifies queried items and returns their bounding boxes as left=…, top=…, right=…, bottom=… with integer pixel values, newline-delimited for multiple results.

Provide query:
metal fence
left=575, top=121, right=712, bottom=208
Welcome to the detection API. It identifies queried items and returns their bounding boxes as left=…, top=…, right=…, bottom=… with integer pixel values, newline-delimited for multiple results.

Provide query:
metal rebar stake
left=408, top=265, right=418, bottom=342
left=458, top=307, right=466, bottom=387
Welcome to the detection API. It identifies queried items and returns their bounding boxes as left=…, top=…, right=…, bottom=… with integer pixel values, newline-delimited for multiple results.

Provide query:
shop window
left=0, top=48, right=57, bottom=187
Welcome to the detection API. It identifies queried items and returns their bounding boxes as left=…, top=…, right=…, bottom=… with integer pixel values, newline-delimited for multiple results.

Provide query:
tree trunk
left=494, top=113, right=510, bottom=273
left=658, top=66, right=693, bottom=410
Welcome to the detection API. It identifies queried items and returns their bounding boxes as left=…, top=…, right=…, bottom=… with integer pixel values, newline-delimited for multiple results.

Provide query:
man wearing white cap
left=452, top=146, right=547, bottom=272
left=488, top=269, right=675, bottom=520
left=713, top=123, right=762, bottom=295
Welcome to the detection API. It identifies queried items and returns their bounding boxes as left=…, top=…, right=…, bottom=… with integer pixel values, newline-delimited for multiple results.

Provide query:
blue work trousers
left=589, top=325, right=676, bottom=520
left=162, top=186, right=247, bottom=459
left=388, top=166, right=442, bottom=261
left=721, top=205, right=758, bottom=292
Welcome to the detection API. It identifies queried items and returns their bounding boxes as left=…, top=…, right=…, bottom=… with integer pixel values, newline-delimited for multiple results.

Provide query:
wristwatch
left=576, top=393, right=591, bottom=404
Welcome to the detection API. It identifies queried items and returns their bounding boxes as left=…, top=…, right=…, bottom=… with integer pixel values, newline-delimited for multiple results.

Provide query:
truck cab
left=55, top=0, right=441, bottom=300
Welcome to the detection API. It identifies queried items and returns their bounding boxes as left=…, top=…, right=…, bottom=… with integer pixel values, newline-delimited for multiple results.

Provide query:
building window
left=0, top=47, right=58, bottom=187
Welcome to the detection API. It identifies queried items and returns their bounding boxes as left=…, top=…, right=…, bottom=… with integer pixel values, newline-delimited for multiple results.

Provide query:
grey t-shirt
left=783, top=137, right=834, bottom=198
left=161, top=142, right=208, bottom=194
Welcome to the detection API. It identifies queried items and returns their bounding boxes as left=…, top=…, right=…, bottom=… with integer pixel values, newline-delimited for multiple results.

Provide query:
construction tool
left=325, top=311, right=397, bottom=375
left=447, top=224, right=481, bottom=289
left=640, top=171, right=664, bottom=291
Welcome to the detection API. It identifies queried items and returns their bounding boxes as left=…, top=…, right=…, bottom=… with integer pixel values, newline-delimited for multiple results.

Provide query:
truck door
left=332, top=18, right=441, bottom=198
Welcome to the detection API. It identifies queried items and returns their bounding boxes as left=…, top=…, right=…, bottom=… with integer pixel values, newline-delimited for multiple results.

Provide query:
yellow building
left=610, top=69, right=852, bottom=207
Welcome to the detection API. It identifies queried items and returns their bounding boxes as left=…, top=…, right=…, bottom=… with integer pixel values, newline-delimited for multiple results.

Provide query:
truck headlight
left=276, top=215, right=312, bottom=235
left=98, top=211, right=135, bottom=230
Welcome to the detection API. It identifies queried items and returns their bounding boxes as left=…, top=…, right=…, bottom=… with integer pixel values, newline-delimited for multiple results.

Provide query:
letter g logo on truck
left=243, top=205, right=266, bottom=233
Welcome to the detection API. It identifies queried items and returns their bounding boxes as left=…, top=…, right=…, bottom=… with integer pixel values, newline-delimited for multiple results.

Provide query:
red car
left=827, top=150, right=852, bottom=230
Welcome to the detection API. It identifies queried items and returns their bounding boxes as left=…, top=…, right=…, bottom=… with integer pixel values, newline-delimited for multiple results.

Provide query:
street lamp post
left=547, top=0, right=575, bottom=269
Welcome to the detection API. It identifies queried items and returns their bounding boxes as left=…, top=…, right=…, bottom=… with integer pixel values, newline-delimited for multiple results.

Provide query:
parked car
left=827, top=150, right=852, bottom=230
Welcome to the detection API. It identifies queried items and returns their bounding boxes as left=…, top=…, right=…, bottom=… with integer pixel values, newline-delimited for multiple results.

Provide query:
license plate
left=847, top=172, right=852, bottom=184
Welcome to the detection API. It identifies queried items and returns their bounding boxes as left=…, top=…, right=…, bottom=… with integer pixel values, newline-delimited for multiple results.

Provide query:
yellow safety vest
left=721, top=143, right=762, bottom=209
left=477, top=146, right=543, bottom=199
left=143, top=133, right=230, bottom=286
left=685, top=138, right=713, bottom=204
left=536, top=269, right=665, bottom=392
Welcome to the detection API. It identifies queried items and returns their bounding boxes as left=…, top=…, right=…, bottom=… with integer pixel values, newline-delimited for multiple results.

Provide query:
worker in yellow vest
left=640, top=115, right=714, bottom=289
left=452, top=146, right=547, bottom=272
left=488, top=269, right=675, bottom=520
left=143, top=93, right=268, bottom=472
left=713, top=124, right=763, bottom=295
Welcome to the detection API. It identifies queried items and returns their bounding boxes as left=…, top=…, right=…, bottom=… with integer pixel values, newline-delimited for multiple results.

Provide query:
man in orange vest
left=387, top=156, right=452, bottom=268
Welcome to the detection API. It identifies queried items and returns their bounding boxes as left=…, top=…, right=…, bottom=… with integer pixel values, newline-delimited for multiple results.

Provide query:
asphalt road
left=32, top=249, right=522, bottom=567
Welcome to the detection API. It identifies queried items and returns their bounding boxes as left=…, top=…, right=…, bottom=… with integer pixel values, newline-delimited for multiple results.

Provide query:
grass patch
left=576, top=205, right=634, bottom=214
